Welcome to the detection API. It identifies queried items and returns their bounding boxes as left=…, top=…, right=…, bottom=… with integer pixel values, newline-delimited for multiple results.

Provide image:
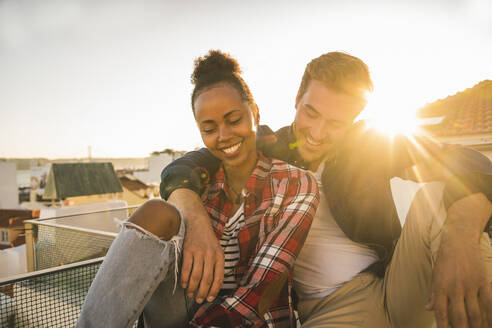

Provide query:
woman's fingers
left=448, top=292, right=467, bottom=328
left=179, top=209, right=224, bottom=301
left=195, top=251, right=215, bottom=303
left=479, top=284, right=492, bottom=327
left=181, top=248, right=193, bottom=289
left=433, top=292, right=449, bottom=328
left=207, top=252, right=224, bottom=302
left=465, top=291, right=482, bottom=328
left=187, top=255, right=204, bottom=299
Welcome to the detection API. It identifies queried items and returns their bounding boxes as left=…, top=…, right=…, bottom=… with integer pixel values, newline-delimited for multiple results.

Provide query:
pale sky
left=1, top=0, right=491, bottom=158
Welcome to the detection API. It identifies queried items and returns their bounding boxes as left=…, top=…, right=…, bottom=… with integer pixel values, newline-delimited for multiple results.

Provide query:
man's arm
left=160, top=125, right=279, bottom=200
left=368, top=128, right=492, bottom=327
left=390, top=135, right=492, bottom=207
left=427, top=192, right=492, bottom=328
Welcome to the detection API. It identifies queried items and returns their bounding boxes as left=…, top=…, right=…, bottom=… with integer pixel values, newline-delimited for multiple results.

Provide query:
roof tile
left=418, top=80, right=492, bottom=137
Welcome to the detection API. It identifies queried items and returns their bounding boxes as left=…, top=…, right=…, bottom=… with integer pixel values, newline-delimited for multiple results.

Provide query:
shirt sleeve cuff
left=160, top=165, right=210, bottom=200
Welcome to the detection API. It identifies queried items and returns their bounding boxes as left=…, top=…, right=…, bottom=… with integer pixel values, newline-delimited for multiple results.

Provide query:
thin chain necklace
left=224, top=171, right=244, bottom=205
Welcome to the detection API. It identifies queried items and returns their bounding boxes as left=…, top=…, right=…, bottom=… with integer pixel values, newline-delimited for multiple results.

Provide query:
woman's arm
left=160, top=126, right=283, bottom=305
left=190, top=168, right=320, bottom=327
left=160, top=149, right=224, bottom=304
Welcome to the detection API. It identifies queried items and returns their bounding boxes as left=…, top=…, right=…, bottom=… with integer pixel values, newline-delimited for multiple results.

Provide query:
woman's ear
left=253, top=103, right=260, bottom=126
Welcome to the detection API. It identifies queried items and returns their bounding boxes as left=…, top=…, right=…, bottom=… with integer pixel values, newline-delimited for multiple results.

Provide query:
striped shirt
left=220, top=203, right=245, bottom=290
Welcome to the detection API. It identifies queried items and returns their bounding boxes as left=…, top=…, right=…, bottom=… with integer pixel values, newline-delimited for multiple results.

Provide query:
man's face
left=294, top=79, right=365, bottom=170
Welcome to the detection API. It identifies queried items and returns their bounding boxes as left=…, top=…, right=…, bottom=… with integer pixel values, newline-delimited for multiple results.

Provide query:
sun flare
left=365, top=111, right=419, bottom=137
left=361, top=93, right=421, bottom=138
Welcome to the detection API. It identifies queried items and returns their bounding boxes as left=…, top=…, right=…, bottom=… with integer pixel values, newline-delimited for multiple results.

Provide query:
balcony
left=0, top=207, right=139, bottom=327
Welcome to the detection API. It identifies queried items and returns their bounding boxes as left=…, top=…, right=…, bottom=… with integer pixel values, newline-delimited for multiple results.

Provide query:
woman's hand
left=168, top=189, right=224, bottom=304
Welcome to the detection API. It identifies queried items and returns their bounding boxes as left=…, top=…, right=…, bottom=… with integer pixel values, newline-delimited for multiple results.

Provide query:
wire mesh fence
left=34, top=225, right=114, bottom=271
left=0, top=206, right=142, bottom=327
left=26, top=206, right=138, bottom=271
left=0, top=258, right=102, bottom=327
left=0, top=257, right=141, bottom=328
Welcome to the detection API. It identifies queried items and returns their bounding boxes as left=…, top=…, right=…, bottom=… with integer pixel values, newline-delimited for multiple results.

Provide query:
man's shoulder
left=274, top=125, right=291, bottom=139
left=256, top=124, right=290, bottom=147
left=257, top=124, right=310, bottom=169
left=340, top=121, right=396, bottom=158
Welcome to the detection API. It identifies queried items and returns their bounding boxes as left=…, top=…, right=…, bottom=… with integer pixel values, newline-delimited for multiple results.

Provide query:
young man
left=160, top=52, right=492, bottom=327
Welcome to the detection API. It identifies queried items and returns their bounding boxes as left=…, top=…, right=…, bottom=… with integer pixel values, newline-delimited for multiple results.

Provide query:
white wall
left=438, top=134, right=492, bottom=161
left=40, top=199, right=127, bottom=217
left=0, top=162, right=19, bottom=208
left=390, top=178, right=425, bottom=226
left=134, top=152, right=174, bottom=185
left=0, top=244, right=26, bottom=278
left=38, top=200, right=128, bottom=234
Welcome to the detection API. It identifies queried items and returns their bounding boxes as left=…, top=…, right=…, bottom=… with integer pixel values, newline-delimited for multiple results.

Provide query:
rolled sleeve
left=159, top=149, right=220, bottom=200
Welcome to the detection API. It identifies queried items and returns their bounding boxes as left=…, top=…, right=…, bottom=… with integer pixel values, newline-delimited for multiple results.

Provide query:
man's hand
left=168, top=189, right=224, bottom=304
left=426, top=193, right=492, bottom=328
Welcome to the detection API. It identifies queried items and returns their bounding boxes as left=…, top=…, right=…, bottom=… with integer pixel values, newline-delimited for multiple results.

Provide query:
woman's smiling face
left=194, top=83, right=257, bottom=168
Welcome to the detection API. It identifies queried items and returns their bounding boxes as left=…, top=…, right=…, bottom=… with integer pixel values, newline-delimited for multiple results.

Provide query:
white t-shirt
left=293, top=164, right=379, bottom=300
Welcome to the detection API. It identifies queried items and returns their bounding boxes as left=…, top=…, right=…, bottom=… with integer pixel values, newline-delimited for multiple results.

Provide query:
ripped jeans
left=76, top=216, right=199, bottom=328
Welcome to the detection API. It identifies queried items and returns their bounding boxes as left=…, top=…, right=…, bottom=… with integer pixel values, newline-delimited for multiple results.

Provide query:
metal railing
left=24, top=206, right=138, bottom=272
left=1, top=205, right=144, bottom=327
left=0, top=257, right=140, bottom=328
left=0, top=257, right=103, bottom=327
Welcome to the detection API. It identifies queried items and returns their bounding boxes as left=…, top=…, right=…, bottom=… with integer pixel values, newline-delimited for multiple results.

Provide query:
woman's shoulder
left=267, top=158, right=317, bottom=184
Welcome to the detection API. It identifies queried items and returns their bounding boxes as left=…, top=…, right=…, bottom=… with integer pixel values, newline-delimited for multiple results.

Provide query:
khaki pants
left=298, top=182, right=492, bottom=327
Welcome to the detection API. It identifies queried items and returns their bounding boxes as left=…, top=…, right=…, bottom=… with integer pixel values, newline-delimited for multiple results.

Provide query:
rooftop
left=44, top=163, right=122, bottom=199
left=0, top=209, right=40, bottom=228
left=118, top=174, right=150, bottom=192
left=418, top=80, right=492, bottom=137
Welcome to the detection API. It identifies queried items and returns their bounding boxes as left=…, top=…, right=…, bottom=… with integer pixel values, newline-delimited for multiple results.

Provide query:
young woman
left=77, top=50, right=319, bottom=327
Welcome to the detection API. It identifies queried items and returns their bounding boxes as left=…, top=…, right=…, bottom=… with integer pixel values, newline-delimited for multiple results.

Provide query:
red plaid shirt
left=190, top=153, right=319, bottom=327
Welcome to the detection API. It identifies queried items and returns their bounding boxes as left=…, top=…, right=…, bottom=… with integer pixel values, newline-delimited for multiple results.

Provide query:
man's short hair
left=296, top=52, right=374, bottom=106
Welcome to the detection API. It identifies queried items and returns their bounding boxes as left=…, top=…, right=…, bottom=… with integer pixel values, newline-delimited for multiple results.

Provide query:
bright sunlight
left=361, top=91, right=421, bottom=138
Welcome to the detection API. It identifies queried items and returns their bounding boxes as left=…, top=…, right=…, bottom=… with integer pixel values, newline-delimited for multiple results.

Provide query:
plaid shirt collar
left=205, top=151, right=272, bottom=203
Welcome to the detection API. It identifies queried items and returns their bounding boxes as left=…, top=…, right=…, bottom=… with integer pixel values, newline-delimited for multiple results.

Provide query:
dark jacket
left=161, top=122, right=492, bottom=276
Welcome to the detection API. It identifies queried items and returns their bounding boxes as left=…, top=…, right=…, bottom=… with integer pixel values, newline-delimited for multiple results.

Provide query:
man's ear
left=295, top=91, right=301, bottom=110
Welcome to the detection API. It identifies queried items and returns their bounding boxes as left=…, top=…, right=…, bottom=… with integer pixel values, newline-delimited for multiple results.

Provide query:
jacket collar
left=273, top=124, right=310, bottom=170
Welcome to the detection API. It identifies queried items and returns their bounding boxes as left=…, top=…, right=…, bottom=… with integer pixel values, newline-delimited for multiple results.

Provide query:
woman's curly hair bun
left=191, top=50, right=241, bottom=85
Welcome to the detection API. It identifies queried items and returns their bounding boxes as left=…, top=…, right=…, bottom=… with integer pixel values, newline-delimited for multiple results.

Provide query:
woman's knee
left=128, top=199, right=181, bottom=240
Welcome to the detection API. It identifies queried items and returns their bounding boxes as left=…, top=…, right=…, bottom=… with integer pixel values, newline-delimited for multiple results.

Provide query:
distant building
left=133, top=149, right=186, bottom=185
left=117, top=174, right=158, bottom=206
left=0, top=162, right=18, bottom=208
left=418, top=80, right=492, bottom=160
left=0, top=209, right=39, bottom=250
left=29, top=165, right=51, bottom=202
left=43, top=162, right=123, bottom=206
